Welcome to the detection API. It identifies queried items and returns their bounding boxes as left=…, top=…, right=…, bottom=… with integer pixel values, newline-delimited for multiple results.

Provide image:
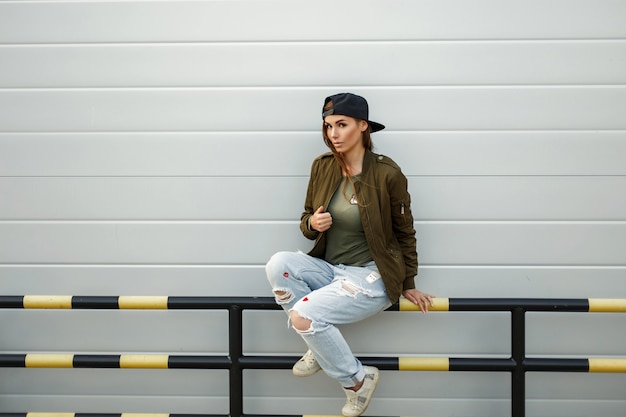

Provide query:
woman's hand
left=402, top=288, right=435, bottom=313
left=310, top=206, right=333, bottom=232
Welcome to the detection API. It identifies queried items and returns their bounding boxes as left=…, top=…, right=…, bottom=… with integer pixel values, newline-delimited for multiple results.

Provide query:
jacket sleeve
left=300, top=159, right=320, bottom=240
left=389, top=169, right=418, bottom=290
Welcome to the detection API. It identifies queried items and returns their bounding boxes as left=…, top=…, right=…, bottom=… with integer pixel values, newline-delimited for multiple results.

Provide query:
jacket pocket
left=391, top=199, right=411, bottom=227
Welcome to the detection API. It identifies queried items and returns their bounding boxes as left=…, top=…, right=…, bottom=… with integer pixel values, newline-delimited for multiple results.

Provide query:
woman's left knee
left=289, top=309, right=312, bottom=332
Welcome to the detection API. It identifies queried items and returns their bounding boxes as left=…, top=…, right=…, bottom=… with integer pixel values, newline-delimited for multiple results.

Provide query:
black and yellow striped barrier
left=0, top=353, right=229, bottom=369
left=1, top=353, right=625, bottom=373
left=0, top=295, right=275, bottom=310
left=2, top=295, right=626, bottom=312
left=396, top=297, right=626, bottom=312
left=1, top=296, right=625, bottom=417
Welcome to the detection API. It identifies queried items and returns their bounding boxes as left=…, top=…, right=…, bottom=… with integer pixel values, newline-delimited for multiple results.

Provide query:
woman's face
left=323, top=115, right=368, bottom=155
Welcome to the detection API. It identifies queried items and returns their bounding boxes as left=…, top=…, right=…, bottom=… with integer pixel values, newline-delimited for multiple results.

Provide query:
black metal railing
left=0, top=295, right=625, bottom=417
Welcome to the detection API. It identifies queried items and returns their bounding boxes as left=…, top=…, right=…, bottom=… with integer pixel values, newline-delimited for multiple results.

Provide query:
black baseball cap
left=322, top=93, right=385, bottom=132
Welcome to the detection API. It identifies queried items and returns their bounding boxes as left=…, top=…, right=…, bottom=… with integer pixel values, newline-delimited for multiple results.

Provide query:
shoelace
left=303, top=353, right=316, bottom=366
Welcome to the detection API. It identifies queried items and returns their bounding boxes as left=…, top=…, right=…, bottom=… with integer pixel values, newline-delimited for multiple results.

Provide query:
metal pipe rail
left=1, top=296, right=625, bottom=417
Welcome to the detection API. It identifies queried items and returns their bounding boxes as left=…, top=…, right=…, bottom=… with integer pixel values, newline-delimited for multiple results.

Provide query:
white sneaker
left=341, top=366, right=379, bottom=417
left=292, top=349, right=321, bottom=377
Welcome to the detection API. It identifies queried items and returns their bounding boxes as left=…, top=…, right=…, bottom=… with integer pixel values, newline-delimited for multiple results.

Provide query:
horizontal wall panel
left=378, top=131, right=626, bottom=177
left=0, top=132, right=326, bottom=177
left=0, top=265, right=273, bottom=297
left=248, top=372, right=625, bottom=411
left=527, top=374, right=626, bottom=401
left=527, top=375, right=626, bottom=417
left=1, top=0, right=624, bottom=43
left=2, top=131, right=625, bottom=176
left=0, top=373, right=510, bottom=415
left=0, top=310, right=228, bottom=352
left=0, top=396, right=223, bottom=414
left=0, top=384, right=223, bottom=415
left=3, top=41, right=625, bottom=88
left=1, top=266, right=624, bottom=299
left=246, top=371, right=511, bottom=416
left=412, top=176, right=626, bottom=221
left=0, top=176, right=308, bottom=221
left=0, top=368, right=227, bottom=397
left=2, top=176, right=625, bottom=221
left=247, top=371, right=510, bottom=400
left=1, top=88, right=625, bottom=132
left=247, top=310, right=511, bottom=355
left=0, top=310, right=508, bottom=355
left=526, top=313, right=626, bottom=356
left=0, top=222, right=624, bottom=265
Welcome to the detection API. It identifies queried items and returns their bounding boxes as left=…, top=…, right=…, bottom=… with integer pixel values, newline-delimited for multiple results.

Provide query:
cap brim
left=369, top=121, right=385, bottom=133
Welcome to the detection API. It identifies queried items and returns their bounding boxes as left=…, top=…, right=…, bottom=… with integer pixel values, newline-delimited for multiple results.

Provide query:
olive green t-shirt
left=325, top=176, right=373, bottom=266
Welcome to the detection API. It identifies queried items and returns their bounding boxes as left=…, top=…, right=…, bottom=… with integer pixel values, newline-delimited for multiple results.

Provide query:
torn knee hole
left=273, top=289, right=294, bottom=303
left=289, top=310, right=312, bottom=332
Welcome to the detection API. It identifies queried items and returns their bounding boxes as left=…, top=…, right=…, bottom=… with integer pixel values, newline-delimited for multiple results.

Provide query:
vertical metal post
left=229, top=304, right=243, bottom=417
left=511, top=307, right=526, bottom=417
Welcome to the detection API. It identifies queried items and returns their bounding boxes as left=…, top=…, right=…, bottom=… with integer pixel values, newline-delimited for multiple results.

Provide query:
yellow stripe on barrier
left=399, top=297, right=449, bottom=312
left=588, top=358, right=626, bottom=373
left=118, top=296, right=168, bottom=310
left=25, top=354, right=74, bottom=368
left=119, top=354, right=170, bottom=369
left=23, top=295, right=72, bottom=309
left=588, top=298, right=626, bottom=312
left=399, top=357, right=449, bottom=371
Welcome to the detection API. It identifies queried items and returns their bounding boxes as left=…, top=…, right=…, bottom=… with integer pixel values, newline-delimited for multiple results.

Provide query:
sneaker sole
left=292, top=366, right=321, bottom=377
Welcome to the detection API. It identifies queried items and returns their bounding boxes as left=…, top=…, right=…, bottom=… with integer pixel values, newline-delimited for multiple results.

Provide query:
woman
left=266, top=92, right=433, bottom=417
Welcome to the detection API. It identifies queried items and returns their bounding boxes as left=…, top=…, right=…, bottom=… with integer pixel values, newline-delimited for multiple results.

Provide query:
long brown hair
left=322, top=99, right=373, bottom=204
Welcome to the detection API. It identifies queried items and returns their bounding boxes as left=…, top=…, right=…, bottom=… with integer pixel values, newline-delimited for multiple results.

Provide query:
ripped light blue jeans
left=265, top=250, right=392, bottom=387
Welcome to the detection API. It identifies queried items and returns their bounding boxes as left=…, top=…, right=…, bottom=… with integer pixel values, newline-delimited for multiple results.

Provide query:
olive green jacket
left=299, top=150, right=418, bottom=303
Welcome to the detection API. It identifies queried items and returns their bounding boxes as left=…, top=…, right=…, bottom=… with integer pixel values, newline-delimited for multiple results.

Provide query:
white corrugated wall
left=0, top=0, right=625, bottom=415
